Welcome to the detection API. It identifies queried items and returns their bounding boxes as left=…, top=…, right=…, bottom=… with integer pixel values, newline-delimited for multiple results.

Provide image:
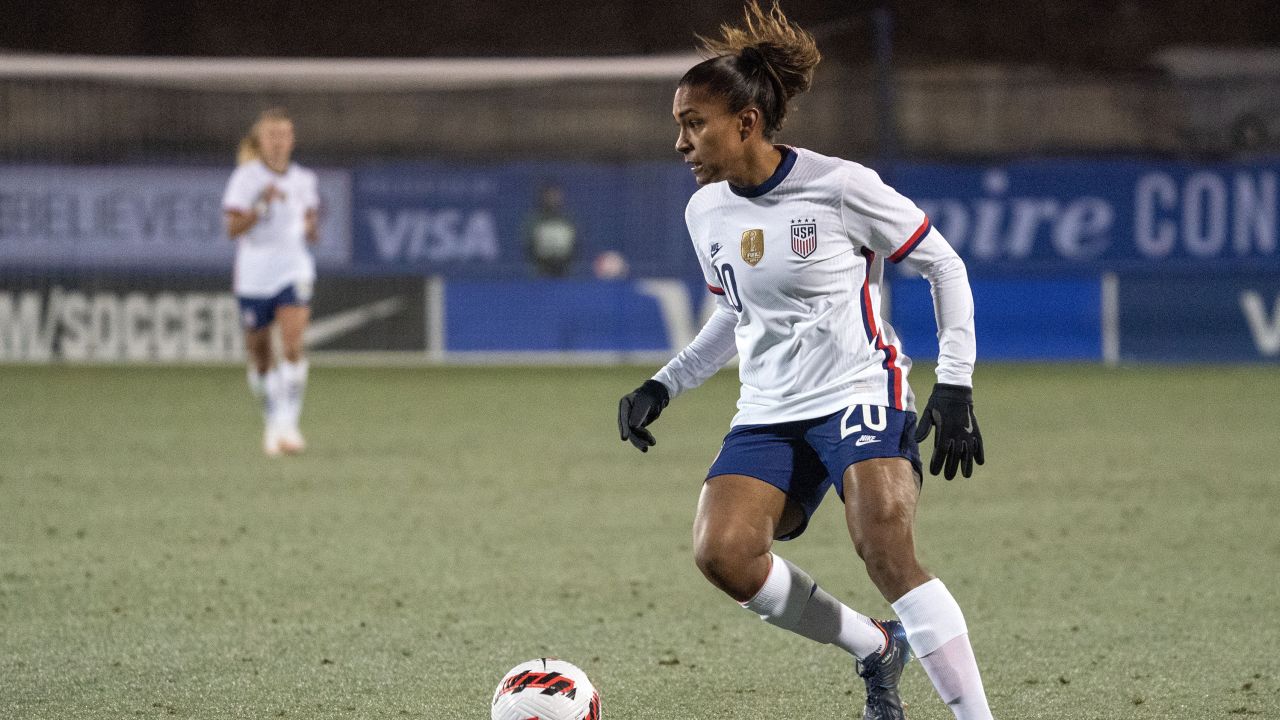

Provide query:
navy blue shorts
left=706, top=404, right=922, bottom=540
left=237, top=283, right=311, bottom=331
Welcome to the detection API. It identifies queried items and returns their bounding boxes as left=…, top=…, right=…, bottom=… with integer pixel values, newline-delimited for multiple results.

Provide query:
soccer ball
left=491, top=658, right=601, bottom=720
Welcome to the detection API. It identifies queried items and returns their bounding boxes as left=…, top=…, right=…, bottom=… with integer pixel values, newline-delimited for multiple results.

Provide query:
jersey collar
left=728, top=146, right=797, bottom=198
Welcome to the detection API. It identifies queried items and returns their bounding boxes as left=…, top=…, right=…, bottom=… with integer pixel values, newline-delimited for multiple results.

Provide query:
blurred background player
left=524, top=182, right=578, bottom=278
left=619, top=3, right=991, bottom=719
left=222, top=108, right=320, bottom=456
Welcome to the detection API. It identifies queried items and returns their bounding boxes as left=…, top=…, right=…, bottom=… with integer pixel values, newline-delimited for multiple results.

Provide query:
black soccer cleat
left=856, top=619, right=912, bottom=720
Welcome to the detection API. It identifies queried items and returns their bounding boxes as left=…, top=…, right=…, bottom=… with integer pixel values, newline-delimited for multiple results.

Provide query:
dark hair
left=680, top=1, right=821, bottom=140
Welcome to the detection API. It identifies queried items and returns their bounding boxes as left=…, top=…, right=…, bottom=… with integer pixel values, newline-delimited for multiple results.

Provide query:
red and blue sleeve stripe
left=888, top=215, right=932, bottom=264
left=857, top=248, right=904, bottom=410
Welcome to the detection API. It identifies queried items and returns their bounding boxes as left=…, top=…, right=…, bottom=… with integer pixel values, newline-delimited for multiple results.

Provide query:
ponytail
left=680, top=1, right=821, bottom=139
left=236, top=135, right=259, bottom=165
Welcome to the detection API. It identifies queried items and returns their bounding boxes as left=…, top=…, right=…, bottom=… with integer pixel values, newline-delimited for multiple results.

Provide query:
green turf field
left=1, top=364, right=1278, bottom=719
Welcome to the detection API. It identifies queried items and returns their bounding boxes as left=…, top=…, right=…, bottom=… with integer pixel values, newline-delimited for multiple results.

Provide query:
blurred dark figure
left=524, top=183, right=577, bottom=278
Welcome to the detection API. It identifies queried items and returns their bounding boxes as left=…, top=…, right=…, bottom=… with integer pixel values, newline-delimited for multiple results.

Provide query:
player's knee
left=692, top=537, right=735, bottom=585
left=693, top=530, right=761, bottom=594
left=854, top=501, right=912, bottom=552
left=854, top=517, right=907, bottom=567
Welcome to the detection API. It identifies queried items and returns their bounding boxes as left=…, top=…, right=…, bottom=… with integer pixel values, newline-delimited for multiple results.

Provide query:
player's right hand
left=618, top=379, right=670, bottom=453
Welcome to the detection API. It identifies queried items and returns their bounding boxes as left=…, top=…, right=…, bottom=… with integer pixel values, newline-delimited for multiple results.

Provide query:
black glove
left=913, top=383, right=984, bottom=480
left=618, top=380, right=670, bottom=453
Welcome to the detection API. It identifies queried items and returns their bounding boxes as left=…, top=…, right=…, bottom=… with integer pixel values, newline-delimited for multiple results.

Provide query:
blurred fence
left=2, top=54, right=1278, bottom=365
left=6, top=52, right=1280, bottom=164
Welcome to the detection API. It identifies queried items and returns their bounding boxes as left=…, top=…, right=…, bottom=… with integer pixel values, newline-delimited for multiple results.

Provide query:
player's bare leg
left=275, top=304, right=310, bottom=454
left=844, top=458, right=994, bottom=719
left=693, top=474, right=892, bottom=662
left=693, top=474, right=789, bottom=600
left=843, top=458, right=931, bottom=600
left=277, top=304, right=309, bottom=365
left=245, top=326, right=283, bottom=456
left=245, top=327, right=273, bottom=378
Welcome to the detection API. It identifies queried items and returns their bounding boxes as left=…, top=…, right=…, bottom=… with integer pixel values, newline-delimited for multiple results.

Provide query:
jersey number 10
left=714, top=263, right=744, bottom=312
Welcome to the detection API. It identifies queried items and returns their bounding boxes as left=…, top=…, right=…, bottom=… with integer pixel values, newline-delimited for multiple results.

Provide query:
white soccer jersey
left=653, top=147, right=975, bottom=427
left=222, top=160, right=319, bottom=297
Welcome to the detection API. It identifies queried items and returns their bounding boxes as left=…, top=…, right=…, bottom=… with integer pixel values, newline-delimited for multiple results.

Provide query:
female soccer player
left=222, top=108, right=319, bottom=457
left=618, top=4, right=992, bottom=718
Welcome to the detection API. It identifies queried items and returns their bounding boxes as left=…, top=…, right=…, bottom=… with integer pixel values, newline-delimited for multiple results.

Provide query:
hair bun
left=685, top=1, right=821, bottom=139
left=739, top=45, right=764, bottom=65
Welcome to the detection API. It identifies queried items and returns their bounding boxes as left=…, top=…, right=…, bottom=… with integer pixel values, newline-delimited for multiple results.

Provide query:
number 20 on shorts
left=840, top=404, right=887, bottom=439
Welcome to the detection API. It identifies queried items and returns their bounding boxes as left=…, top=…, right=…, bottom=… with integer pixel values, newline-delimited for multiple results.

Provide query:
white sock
left=263, top=366, right=285, bottom=428
left=247, top=367, right=266, bottom=400
left=278, top=359, right=309, bottom=429
left=741, top=553, right=887, bottom=659
left=918, top=635, right=992, bottom=719
left=892, top=578, right=993, bottom=720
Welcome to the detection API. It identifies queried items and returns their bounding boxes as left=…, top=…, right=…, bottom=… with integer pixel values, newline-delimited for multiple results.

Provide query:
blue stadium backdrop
left=2, top=158, right=1277, bottom=362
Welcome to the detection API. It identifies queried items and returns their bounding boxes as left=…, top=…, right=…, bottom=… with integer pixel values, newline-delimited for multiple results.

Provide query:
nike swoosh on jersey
left=855, top=435, right=879, bottom=446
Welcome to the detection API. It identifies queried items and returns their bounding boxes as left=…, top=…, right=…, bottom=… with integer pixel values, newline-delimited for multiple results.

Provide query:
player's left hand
left=618, top=379, right=670, bottom=453
left=914, top=383, right=984, bottom=480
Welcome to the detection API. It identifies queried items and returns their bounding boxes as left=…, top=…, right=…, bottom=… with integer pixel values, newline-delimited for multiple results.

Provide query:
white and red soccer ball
left=491, top=658, right=601, bottom=720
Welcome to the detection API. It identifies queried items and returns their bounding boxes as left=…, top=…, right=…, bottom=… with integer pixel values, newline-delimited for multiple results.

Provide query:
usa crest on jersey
left=791, top=218, right=817, bottom=258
